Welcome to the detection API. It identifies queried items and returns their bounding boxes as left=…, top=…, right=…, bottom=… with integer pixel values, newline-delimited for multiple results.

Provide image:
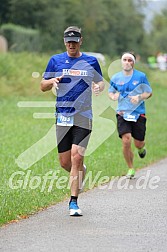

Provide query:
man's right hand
left=52, top=75, right=63, bottom=90
left=109, top=92, right=120, bottom=101
left=40, top=75, right=63, bottom=92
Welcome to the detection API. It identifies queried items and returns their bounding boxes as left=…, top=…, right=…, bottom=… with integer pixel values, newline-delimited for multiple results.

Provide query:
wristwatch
left=138, top=94, right=142, bottom=101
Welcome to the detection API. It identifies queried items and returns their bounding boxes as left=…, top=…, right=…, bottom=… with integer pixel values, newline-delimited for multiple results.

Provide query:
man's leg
left=68, top=144, right=85, bottom=216
left=58, top=150, right=71, bottom=172
left=122, top=133, right=136, bottom=179
left=133, top=116, right=147, bottom=159
left=117, top=115, right=134, bottom=168
left=70, top=144, right=85, bottom=196
left=134, top=139, right=146, bottom=158
left=58, top=146, right=84, bottom=216
left=59, top=144, right=85, bottom=196
left=122, top=133, right=134, bottom=169
left=134, top=139, right=145, bottom=149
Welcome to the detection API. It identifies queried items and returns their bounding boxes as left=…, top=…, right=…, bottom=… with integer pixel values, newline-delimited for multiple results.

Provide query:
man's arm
left=129, top=92, right=152, bottom=104
left=93, top=81, right=105, bottom=95
left=138, top=92, right=152, bottom=100
left=97, top=81, right=105, bottom=92
left=40, top=76, right=63, bottom=92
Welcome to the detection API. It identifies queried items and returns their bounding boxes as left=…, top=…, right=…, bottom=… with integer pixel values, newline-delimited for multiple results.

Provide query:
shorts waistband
left=117, top=112, right=146, bottom=117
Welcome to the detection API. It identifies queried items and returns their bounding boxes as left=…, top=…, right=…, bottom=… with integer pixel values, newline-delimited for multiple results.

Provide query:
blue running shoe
left=69, top=201, right=82, bottom=216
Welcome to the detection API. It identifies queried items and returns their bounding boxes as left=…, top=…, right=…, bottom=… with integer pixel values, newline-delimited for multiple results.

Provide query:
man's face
left=64, top=39, right=82, bottom=57
left=122, top=57, right=134, bottom=72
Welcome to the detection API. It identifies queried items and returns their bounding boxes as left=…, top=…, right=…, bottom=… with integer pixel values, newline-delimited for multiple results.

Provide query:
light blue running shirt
left=109, top=69, right=152, bottom=118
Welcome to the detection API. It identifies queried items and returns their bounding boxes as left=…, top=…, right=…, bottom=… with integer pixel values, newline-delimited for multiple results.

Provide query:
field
left=0, top=52, right=167, bottom=226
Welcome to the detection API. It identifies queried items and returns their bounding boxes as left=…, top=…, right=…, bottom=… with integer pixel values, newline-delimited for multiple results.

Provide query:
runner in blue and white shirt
left=109, top=52, right=152, bottom=179
left=41, top=26, right=104, bottom=216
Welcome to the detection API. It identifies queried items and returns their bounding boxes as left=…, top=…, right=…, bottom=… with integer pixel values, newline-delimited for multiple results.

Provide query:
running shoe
left=69, top=201, right=82, bottom=216
left=138, top=148, right=146, bottom=158
left=126, top=168, right=135, bottom=179
left=79, top=164, right=86, bottom=193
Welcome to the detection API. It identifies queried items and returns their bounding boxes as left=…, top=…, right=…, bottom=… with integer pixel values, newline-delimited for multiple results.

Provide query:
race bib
left=57, top=114, right=74, bottom=126
left=123, top=113, right=140, bottom=122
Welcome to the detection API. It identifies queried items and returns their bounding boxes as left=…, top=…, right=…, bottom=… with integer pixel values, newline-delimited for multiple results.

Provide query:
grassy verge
left=0, top=53, right=167, bottom=226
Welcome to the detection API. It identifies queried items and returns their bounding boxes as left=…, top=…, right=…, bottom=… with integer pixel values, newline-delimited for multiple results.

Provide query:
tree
left=95, top=0, right=145, bottom=56
left=8, top=0, right=67, bottom=50
left=0, top=0, right=11, bottom=24
left=0, top=0, right=147, bottom=56
left=149, top=9, right=167, bottom=53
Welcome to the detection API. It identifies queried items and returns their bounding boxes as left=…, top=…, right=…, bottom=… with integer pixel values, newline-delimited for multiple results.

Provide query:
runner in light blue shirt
left=109, top=52, right=152, bottom=179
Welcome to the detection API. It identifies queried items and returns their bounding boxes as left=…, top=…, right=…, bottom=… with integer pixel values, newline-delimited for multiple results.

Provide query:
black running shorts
left=56, top=114, right=92, bottom=153
left=116, top=114, right=147, bottom=141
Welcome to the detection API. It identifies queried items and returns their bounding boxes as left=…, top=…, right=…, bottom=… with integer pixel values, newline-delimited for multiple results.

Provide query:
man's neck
left=67, top=51, right=82, bottom=58
left=123, top=69, right=134, bottom=76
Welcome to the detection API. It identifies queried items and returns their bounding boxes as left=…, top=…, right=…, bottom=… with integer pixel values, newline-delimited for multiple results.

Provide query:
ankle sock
left=70, top=196, right=78, bottom=203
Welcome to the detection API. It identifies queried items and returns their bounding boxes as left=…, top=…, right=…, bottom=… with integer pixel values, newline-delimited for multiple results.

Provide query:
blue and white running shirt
left=43, top=52, right=103, bottom=119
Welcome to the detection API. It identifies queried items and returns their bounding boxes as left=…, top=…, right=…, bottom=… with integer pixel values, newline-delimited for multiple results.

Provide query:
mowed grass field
left=0, top=52, right=167, bottom=226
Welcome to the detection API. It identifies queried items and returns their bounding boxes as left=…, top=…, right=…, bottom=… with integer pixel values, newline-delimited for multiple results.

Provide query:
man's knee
left=59, top=154, right=71, bottom=171
left=122, top=133, right=132, bottom=146
left=71, top=145, right=85, bottom=162
left=134, top=140, right=145, bottom=149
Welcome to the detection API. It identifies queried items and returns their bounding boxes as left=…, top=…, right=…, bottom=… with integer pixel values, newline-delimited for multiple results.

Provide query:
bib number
left=123, top=113, right=140, bottom=122
left=57, top=114, right=74, bottom=126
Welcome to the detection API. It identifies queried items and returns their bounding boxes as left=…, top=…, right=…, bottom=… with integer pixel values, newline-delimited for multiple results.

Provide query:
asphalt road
left=0, top=158, right=167, bottom=252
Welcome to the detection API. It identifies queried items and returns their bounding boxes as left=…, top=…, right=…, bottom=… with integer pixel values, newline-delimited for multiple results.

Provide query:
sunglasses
left=123, top=58, right=133, bottom=62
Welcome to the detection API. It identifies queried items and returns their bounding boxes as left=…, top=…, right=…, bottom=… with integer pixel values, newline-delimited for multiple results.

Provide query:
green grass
left=0, top=52, right=167, bottom=226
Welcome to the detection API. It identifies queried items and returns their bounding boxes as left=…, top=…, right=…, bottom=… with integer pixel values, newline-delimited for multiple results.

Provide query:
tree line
left=0, top=0, right=167, bottom=59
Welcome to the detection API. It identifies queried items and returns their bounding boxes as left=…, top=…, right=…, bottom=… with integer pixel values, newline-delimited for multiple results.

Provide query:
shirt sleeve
left=108, top=80, right=117, bottom=93
left=93, top=60, right=103, bottom=83
left=43, top=57, right=56, bottom=79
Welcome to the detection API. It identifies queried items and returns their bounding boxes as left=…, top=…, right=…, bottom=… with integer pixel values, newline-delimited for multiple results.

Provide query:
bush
left=0, top=23, right=41, bottom=52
